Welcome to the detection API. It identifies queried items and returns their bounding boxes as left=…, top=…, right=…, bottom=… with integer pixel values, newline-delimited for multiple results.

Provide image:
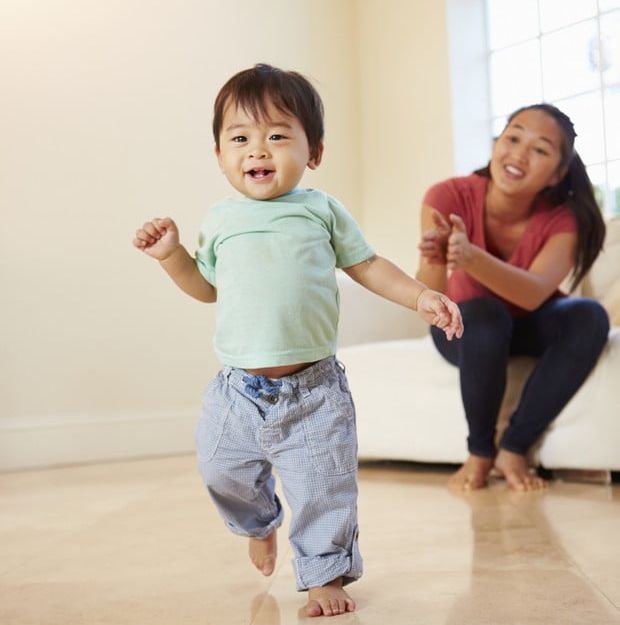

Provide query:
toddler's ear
left=214, top=145, right=224, bottom=171
left=307, top=142, right=324, bottom=170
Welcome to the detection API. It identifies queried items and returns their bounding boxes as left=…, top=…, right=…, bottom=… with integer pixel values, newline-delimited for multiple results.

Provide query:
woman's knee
left=560, top=298, right=610, bottom=346
left=448, top=298, right=513, bottom=370
left=432, top=297, right=513, bottom=366
left=460, top=297, right=513, bottom=342
left=461, top=297, right=511, bottom=323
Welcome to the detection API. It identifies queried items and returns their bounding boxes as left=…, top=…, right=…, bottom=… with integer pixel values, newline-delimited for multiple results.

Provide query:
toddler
left=133, top=64, right=463, bottom=617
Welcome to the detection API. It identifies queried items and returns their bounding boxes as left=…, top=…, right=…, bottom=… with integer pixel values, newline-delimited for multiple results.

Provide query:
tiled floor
left=1, top=456, right=619, bottom=624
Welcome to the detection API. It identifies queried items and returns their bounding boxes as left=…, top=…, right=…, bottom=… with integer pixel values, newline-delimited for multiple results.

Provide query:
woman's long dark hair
left=475, top=103, right=606, bottom=291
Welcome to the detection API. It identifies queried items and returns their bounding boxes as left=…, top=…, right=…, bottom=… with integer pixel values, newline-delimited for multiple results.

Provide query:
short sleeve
left=543, top=205, right=577, bottom=237
left=327, top=195, right=375, bottom=268
left=195, top=219, right=217, bottom=286
left=423, top=178, right=461, bottom=218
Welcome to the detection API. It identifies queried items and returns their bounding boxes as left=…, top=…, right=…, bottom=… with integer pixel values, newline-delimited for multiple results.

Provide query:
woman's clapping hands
left=419, top=210, right=475, bottom=271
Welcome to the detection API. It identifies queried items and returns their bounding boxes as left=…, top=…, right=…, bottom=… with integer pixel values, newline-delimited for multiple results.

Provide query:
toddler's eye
left=269, top=134, right=285, bottom=141
left=231, top=136, right=246, bottom=143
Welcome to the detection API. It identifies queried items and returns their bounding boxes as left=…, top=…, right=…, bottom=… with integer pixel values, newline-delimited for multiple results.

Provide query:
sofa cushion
left=600, top=280, right=620, bottom=326
left=581, top=218, right=620, bottom=312
left=341, top=328, right=620, bottom=470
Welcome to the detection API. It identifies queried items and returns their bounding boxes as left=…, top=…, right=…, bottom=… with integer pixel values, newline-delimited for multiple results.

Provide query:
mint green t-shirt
left=195, top=188, right=374, bottom=368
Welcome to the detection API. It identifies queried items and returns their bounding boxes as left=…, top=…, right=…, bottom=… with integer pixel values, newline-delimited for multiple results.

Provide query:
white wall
left=1, top=0, right=454, bottom=469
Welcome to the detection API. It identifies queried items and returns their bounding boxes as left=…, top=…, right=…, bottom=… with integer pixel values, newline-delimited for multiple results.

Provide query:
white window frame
left=446, top=0, right=619, bottom=216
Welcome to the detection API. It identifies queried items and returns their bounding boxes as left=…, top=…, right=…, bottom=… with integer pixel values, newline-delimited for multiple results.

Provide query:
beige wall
left=356, top=0, right=454, bottom=270
left=0, top=0, right=453, bottom=467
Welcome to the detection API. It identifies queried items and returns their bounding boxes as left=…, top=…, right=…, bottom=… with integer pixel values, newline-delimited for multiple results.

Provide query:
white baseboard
left=0, top=411, right=198, bottom=471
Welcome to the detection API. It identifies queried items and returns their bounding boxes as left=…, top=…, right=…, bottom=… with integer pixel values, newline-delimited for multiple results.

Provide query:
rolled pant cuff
left=294, top=552, right=363, bottom=591
left=225, top=507, right=284, bottom=539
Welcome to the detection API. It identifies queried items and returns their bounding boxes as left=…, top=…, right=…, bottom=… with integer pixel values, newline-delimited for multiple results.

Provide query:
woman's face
left=490, top=108, right=566, bottom=199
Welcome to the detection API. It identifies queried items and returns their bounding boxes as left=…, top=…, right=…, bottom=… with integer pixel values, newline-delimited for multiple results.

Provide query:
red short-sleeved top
left=423, top=174, right=577, bottom=316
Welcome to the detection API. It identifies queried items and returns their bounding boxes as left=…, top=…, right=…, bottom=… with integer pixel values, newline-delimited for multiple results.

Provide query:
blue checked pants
left=195, top=356, right=363, bottom=591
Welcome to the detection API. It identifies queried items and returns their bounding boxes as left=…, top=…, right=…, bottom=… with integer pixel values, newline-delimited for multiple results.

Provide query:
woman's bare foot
left=495, top=448, right=547, bottom=491
left=249, top=530, right=277, bottom=576
left=306, top=578, right=356, bottom=617
left=448, top=454, right=495, bottom=491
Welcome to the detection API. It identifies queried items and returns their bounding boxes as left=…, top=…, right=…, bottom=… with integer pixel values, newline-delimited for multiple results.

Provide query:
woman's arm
left=416, top=204, right=449, bottom=293
left=447, top=214, right=576, bottom=311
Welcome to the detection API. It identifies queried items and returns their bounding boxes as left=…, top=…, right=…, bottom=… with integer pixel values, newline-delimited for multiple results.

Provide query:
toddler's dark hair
left=213, top=64, right=324, bottom=161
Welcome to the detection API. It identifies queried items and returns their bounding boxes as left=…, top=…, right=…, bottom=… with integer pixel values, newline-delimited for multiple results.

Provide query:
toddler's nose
left=249, top=143, right=269, bottom=159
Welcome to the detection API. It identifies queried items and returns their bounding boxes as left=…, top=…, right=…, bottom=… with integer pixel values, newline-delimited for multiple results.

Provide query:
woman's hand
left=133, top=217, right=181, bottom=261
left=418, top=209, right=451, bottom=264
left=416, top=288, right=464, bottom=340
left=447, top=214, right=476, bottom=271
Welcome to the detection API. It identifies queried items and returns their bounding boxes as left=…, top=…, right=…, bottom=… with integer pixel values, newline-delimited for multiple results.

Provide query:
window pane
left=607, top=160, right=620, bottom=216
left=601, top=10, right=620, bottom=85
left=485, top=0, right=539, bottom=50
left=541, top=20, right=600, bottom=101
left=605, top=87, right=620, bottom=160
left=554, top=92, right=605, bottom=164
left=490, top=41, right=542, bottom=117
left=600, top=0, right=620, bottom=12
left=586, top=163, right=607, bottom=213
left=538, top=0, right=597, bottom=33
left=491, top=116, right=507, bottom=138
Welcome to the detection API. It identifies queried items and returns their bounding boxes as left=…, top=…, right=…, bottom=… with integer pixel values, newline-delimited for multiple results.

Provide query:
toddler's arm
left=133, top=217, right=216, bottom=303
left=343, top=255, right=463, bottom=340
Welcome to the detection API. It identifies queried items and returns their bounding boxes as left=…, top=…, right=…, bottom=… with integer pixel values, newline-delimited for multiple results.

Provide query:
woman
left=417, top=103, right=609, bottom=491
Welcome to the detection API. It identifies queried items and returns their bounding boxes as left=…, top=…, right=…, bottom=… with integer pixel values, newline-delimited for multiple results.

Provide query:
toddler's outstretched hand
left=416, top=289, right=463, bottom=340
left=133, top=217, right=180, bottom=261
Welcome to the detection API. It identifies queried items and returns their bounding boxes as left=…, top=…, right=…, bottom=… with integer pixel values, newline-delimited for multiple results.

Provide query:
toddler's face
left=216, top=98, right=321, bottom=201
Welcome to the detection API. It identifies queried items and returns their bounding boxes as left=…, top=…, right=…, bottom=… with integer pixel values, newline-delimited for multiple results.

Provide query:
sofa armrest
left=581, top=217, right=620, bottom=300
left=337, top=272, right=428, bottom=348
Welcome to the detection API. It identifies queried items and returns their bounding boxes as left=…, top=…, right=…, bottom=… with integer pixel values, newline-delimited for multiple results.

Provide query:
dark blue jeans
left=431, top=296, right=609, bottom=457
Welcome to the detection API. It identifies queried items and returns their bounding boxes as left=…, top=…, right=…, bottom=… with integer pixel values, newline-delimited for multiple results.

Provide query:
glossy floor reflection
left=1, top=456, right=619, bottom=624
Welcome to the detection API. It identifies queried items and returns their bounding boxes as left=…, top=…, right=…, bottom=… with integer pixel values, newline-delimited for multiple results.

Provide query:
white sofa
left=337, top=219, right=620, bottom=471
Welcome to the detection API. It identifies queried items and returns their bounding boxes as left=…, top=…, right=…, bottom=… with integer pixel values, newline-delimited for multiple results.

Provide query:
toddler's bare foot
left=448, top=454, right=494, bottom=491
left=306, top=578, right=356, bottom=617
left=495, top=449, right=547, bottom=491
left=249, top=530, right=277, bottom=576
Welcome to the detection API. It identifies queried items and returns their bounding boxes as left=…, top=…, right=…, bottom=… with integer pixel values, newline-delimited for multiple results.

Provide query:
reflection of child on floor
left=133, top=64, right=463, bottom=617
